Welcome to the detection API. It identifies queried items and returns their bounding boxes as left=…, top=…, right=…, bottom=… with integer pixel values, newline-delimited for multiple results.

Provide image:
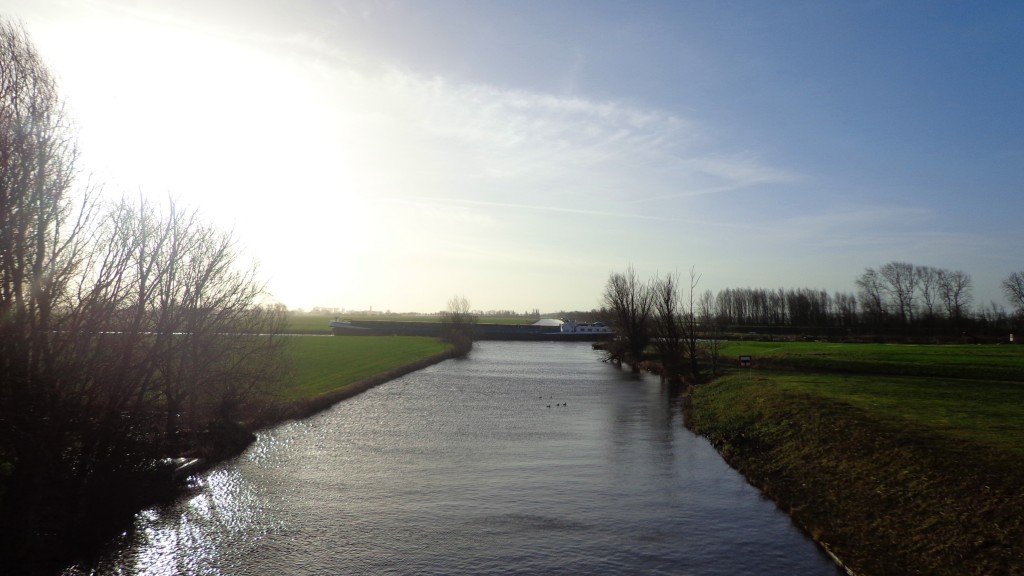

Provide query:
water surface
left=73, top=342, right=839, bottom=575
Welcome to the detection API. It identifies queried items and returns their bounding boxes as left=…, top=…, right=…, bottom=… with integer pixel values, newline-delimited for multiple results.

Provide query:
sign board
left=739, top=355, right=752, bottom=368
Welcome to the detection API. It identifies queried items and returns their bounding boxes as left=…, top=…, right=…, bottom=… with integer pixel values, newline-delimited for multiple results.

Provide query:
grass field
left=283, top=315, right=341, bottom=334
left=724, top=340, right=1024, bottom=381
left=272, top=336, right=452, bottom=400
left=690, top=342, right=1024, bottom=575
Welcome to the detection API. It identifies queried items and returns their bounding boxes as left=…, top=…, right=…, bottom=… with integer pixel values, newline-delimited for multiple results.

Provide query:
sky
left=8, top=0, right=1023, bottom=313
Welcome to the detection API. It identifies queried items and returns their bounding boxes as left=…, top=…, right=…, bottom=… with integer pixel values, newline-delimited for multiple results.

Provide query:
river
left=67, top=341, right=839, bottom=575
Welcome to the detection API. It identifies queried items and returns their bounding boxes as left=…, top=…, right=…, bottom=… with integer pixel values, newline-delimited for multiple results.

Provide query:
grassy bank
left=13, top=336, right=455, bottom=575
left=259, top=336, right=454, bottom=422
left=688, top=343, right=1024, bottom=575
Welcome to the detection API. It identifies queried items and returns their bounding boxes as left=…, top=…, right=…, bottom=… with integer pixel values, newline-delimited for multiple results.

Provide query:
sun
left=27, top=9, right=404, bottom=285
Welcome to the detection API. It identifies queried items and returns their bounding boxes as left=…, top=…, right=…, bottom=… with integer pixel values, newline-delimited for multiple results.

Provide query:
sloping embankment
left=259, top=348, right=459, bottom=425
left=686, top=374, right=1024, bottom=576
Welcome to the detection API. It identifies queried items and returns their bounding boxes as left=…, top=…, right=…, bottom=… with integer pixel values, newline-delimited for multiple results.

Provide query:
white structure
left=531, top=318, right=564, bottom=327
left=560, top=320, right=612, bottom=334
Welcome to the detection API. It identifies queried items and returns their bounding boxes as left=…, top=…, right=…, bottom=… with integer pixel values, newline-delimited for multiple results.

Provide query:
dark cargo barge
left=330, top=320, right=615, bottom=342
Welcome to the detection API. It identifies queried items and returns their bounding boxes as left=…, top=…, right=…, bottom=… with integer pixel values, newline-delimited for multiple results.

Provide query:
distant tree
left=879, top=261, right=917, bottom=324
left=698, top=288, right=725, bottom=376
left=833, top=292, right=858, bottom=327
left=621, top=267, right=705, bottom=380
left=440, top=294, right=477, bottom=355
left=1003, top=271, right=1024, bottom=318
left=915, top=266, right=940, bottom=321
left=856, top=268, right=887, bottom=327
left=769, top=288, right=786, bottom=326
left=854, top=262, right=980, bottom=338
left=651, top=272, right=685, bottom=380
left=602, top=266, right=653, bottom=372
left=681, top=267, right=702, bottom=376
left=937, top=269, right=972, bottom=324
left=786, top=288, right=813, bottom=327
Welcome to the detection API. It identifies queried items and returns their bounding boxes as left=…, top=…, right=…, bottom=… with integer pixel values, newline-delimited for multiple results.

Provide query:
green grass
left=710, top=370, right=1024, bottom=458
left=283, top=315, right=338, bottom=334
left=273, top=336, right=451, bottom=400
left=722, top=341, right=1024, bottom=381
left=690, top=342, right=1024, bottom=575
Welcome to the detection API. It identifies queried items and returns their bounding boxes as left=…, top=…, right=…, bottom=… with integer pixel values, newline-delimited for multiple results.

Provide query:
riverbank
left=175, top=336, right=456, bottom=459
left=63, top=341, right=839, bottom=576
left=19, top=336, right=456, bottom=576
left=256, top=335, right=457, bottom=424
left=686, top=342, right=1024, bottom=575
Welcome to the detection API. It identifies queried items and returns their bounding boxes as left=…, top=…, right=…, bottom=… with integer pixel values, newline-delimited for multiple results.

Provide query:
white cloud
left=316, top=63, right=798, bottom=224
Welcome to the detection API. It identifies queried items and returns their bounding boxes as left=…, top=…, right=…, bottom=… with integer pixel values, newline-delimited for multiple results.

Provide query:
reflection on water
left=68, top=342, right=839, bottom=575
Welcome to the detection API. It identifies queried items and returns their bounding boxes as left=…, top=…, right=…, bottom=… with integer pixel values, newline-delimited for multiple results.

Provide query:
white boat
left=559, top=320, right=613, bottom=334
left=329, top=319, right=370, bottom=334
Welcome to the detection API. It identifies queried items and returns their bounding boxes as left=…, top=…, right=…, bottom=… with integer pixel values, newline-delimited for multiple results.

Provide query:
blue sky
left=11, top=0, right=1024, bottom=313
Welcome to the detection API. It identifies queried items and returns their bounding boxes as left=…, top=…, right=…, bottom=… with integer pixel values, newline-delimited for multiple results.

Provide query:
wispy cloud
left=767, top=204, right=997, bottom=267
left=307, top=62, right=798, bottom=217
left=381, top=195, right=686, bottom=222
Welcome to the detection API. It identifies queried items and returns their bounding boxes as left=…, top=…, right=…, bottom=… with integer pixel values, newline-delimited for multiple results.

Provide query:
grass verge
left=260, top=336, right=454, bottom=421
left=689, top=343, right=1024, bottom=575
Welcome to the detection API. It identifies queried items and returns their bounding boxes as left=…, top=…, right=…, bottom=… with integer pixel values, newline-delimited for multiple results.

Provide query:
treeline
left=0, top=20, right=285, bottom=570
left=599, top=262, right=1024, bottom=379
left=706, top=261, right=1021, bottom=340
left=711, top=287, right=858, bottom=329
left=602, top=267, right=710, bottom=381
left=477, top=308, right=542, bottom=318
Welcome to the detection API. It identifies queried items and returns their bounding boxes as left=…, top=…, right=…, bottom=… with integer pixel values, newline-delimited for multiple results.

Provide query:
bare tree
left=856, top=267, right=887, bottom=326
left=0, top=18, right=96, bottom=566
left=681, top=267, right=702, bottom=377
left=1003, top=271, right=1024, bottom=318
left=833, top=292, right=858, bottom=327
left=148, top=200, right=286, bottom=437
left=440, top=294, right=477, bottom=355
left=0, top=18, right=82, bottom=400
left=619, top=267, right=705, bottom=380
left=938, top=269, right=972, bottom=323
left=698, top=288, right=725, bottom=376
left=916, top=266, right=939, bottom=321
left=61, top=197, right=287, bottom=448
left=651, top=272, right=685, bottom=380
left=602, top=266, right=653, bottom=372
left=879, top=261, right=917, bottom=324
left=0, top=21, right=286, bottom=567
